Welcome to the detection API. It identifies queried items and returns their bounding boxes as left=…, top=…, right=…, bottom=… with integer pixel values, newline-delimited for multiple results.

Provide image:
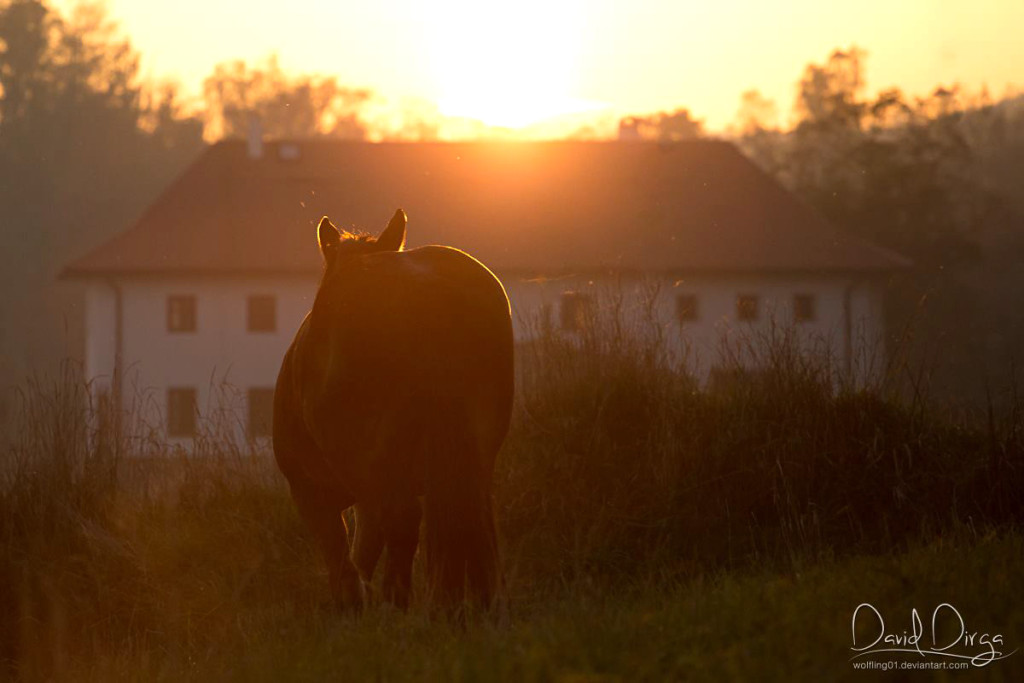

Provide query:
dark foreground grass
left=2, top=307, right=1023, bottom=679
left=68, top=529, right=1024, bottom=682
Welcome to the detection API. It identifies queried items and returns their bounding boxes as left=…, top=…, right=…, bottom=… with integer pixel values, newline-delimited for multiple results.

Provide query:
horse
left=273, top=209, right=514, bottom=611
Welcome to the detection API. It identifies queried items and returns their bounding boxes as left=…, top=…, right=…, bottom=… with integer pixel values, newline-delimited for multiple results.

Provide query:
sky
left=63, top=0, right=1024, bottom=131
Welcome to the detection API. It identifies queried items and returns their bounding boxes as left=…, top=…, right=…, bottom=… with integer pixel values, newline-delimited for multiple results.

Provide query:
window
left=248, top=387, right=275, bottom=438
left=247, top=295, right=276, bottom=332
left=167, top=295, right=196, bottom=332
left=676, top=293, right=699, bottom=323
left=560, top=291, right=593, bottom=332
left=736, top=294, right=759, bottom=322
left=167, top=388, right=197, bottom=437
left=794, top=293, right=816, bottom=323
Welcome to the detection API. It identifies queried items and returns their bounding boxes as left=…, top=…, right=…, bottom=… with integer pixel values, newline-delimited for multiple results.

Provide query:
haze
left=57, top=0, right=1024, bottom=130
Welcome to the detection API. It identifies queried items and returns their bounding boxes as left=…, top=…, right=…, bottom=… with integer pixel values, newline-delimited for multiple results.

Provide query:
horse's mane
left=334, top=231, right=378, bottom=256
left=319, top=231, right=379, bottom=286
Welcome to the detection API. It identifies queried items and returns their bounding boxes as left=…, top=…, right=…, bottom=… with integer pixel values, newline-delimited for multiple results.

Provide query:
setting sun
left=427, top=0, right=598, bottom=128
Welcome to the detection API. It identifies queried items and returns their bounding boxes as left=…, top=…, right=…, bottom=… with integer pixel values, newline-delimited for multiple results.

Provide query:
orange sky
left=66, top=0, right=1024, bottom=131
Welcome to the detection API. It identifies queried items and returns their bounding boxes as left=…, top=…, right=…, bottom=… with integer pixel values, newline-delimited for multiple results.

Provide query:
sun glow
left=428, top=0, right=596, bottom=128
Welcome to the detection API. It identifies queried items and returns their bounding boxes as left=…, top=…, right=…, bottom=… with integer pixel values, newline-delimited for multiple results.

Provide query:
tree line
left=0, top=0, right=203, bottom=415
left=622, top=49, right=1024, bottom=401
left=732, top=49, right=1024, bottom=400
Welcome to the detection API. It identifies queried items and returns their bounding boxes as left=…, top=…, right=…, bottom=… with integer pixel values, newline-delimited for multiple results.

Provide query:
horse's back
left=334, top=245, right=513, bottom=396
left=281, top=244, right=513, bottom=483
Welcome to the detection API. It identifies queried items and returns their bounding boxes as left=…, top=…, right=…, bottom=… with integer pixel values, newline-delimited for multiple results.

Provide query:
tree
left=731, top=90, right=786, bottom=178
left=201, top=55, right=372, bottom=140
left=0, top=0, right=203, bottom=399
left=0, top=0, right=53, bottom=129
left=733, top=46, right=999, bottom=266
left=733, top=89, right=778, bottom=136
left=366, top=96, right=443, bottom=141
left=731, top=47, right=1024, bottom=402
left=619, top=108, right=703, bottom=141
left=794, top=47, right=867, bottom=131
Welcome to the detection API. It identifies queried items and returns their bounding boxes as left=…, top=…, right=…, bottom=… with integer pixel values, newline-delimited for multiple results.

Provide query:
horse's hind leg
left=466, top=493, right=500, bottom=606
left=290, top=482, right=363, bottom=611
left=352, top=503, right=385, bottom=586
left=381, top=498, right=422, bottom=610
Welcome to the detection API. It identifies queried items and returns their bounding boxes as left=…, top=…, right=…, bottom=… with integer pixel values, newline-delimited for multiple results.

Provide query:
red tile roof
left=63, top=139, right=910, bottom=277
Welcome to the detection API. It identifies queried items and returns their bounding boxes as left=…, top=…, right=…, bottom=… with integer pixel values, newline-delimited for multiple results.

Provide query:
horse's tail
left=422, top=399, right=501, bottom=609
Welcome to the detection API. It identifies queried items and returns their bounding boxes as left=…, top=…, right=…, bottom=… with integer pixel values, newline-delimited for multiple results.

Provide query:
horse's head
left=317, top=209, right=407, bottom=269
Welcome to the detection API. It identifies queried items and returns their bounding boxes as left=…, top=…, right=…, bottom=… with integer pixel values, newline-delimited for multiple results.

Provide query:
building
left=62, top=139, right=910, bottom=444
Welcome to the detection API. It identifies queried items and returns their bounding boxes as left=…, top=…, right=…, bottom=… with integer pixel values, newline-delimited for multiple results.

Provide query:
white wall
left=84, top=283, right=117, bottom=395
left=87, top=276, right=317, bottom=444
left=503, top=272, right=888, bottom=386
left=83, top=270, right=889, bottom=447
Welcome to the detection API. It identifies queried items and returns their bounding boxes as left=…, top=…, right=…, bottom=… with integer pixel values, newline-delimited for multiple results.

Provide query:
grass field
left=64, top=530, right=1024, bottom=681
left=2, top=316, right=1022, bottom=680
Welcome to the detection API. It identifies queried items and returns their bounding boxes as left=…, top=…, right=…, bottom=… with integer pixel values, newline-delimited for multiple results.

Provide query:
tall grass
left=1, top=362, right=125, bottom=676
left=0, top=363, right=315, bottom=678
left=1, top=297, right=1022, bottom=677
left=498, top=292, right=1024, bottom=588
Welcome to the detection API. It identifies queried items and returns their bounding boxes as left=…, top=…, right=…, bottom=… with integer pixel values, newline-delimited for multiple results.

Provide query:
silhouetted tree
left=970, top=92, right=1024, bottom=221
left=0, top=0, right=203, bottom=400
left=732, top=47, right=1024, bottom=401
left=795, top=47, right=867, bottom=131
left=734, top=47, right=1004, bottom=266
left=733, top=89, right=778, bottom=136
left=201, top=55, right=371, bottom=140
left=369, top=97, right=443, bottom=141
left=619, top=108, right=703, bottom=141
left=730, top=90, right=786, bottom=177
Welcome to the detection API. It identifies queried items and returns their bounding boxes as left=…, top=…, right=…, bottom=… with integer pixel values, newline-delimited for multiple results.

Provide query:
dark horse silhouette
left=273, top=209, right=514, bottom=610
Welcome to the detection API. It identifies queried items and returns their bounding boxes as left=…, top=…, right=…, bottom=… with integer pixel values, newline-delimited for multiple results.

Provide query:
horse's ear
left=317, top=216, right=341, bottom=258
left=377, top=209, right=407, bottom=251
